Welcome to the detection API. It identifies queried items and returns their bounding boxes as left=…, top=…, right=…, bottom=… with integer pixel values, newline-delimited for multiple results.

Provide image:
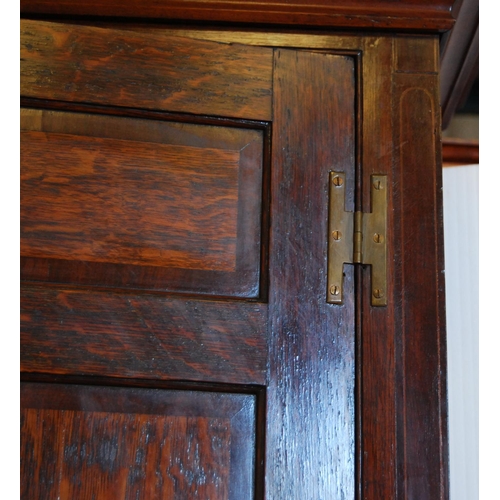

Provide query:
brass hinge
left=327, top=171, right=387, bottom=306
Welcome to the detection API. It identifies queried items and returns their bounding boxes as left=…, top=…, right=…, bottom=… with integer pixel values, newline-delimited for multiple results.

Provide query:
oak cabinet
left=20, top=5, right=449, bottom=498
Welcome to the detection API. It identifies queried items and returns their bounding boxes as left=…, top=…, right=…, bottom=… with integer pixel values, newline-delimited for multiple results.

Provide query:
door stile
left=266, top=48, right=357, bottom=499
left=356, top=35, right=398, bottom=500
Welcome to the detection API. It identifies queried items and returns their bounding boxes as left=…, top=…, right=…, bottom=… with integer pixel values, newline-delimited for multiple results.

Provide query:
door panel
left=21, top=383, right=256, bottom=500
left=21, top=108, right=265, bottom=298
left=21, top=20, right=356, bottom=499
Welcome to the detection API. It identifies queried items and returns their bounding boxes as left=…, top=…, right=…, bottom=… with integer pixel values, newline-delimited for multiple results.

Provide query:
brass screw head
left=373, top=180, right=383, bottom=190
left=332, top=175, right=344, bottom=187
left=373, top=289, right=384, bottom=299
left=373, top=233, right=384, bottom=244
left=332, top=230, right=342, bottom=241
left=330, top=285, right=340, bottom=296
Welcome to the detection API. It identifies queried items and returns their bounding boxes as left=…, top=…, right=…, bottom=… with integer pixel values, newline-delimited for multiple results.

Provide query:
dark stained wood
left=266, top=48, right=356, bottom=499
left=357, top=35, right=397, bottom=500
left=20, top=20, right=273, bottom=121
left=359, top=34, right=447, bottom=500
left=20, top=285, right=267, bottom=385
left=392, top=66, right=449, bottom=499
left=21, top=382, right=257, bottom=500
left=442, top=137, right=479, bottom=166
left=20, top=0, right=456, bottom=31
left=21, top=108, right=265, bottom=298
left=394, top=35, right=439, bottom=74
left=19, top=19, right=451, bottom=500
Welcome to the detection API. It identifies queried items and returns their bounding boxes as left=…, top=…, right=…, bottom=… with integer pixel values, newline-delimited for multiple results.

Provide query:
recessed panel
left=21, top=383, right=258, bottom=500
left=21, top=109, right=265, bottom=298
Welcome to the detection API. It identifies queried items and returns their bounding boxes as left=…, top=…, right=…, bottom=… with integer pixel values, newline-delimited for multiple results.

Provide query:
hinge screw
left=330, top=285, right=340, bottom=296
left=373, top=289, right=384, bottom=299
left=332, top=175, right=344, bottom=187
left=332, top=230, right=342, bottom=241
left=373, top=233, right=384, bottom=243
left=373, top=180, right=383, bottom=190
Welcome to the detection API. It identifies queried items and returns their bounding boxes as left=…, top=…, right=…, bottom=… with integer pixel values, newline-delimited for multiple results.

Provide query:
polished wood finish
left=21, top=108, right=265, bottom=298
left=21, top=382, right=257, bottom=499
left=353, top=35, right=394, bottom=500
left=20, top=0, right=455, bottom=31
left=267, top=49, right=356, bottom=498
left=21, top=285, right=267, bottom=385
left=20, top=20, right=273, bottom=121
left=392, top=42, right=448, bottom=499
left=20, top=16, right=450, bottom=500
left=21, top=21, right=358, bottom=499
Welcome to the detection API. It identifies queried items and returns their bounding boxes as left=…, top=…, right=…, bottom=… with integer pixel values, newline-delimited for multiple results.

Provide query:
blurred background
left=439, top=1, right=478, bottom=496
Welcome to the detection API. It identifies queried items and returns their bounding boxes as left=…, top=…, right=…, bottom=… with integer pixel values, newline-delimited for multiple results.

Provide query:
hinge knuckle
left=353, top=211, right=363, bottom=264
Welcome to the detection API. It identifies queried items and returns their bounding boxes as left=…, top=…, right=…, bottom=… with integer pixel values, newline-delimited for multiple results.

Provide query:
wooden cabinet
left=20, top=4, right=450, bottom=498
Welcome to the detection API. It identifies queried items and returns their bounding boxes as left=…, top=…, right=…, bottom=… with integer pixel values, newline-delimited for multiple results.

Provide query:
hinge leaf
left=327, top=172, right=353, bottom=304
left=362, top=175, right=387, bottom=306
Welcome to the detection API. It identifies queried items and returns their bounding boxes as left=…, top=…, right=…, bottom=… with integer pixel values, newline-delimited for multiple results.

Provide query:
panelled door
left=20, top=20, right=356, bottom=499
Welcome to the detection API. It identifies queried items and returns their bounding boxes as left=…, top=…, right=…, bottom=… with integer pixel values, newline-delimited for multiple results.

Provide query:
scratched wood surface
left=20, top=108, right=265, bottom=298
left=20, top=30, right=270, bottom=500
left=266, top=49, right=356, bottom=499
left=20, top=20, right=273, bottom=121
left=21, top=285, right=267, bottom=385
left=20, top=19, right=450, bottom=500
left=21, top=383, right=257, bottom=500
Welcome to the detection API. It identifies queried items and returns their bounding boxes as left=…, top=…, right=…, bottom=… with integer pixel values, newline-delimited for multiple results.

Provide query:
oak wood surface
left=20, top=20, right=273, bottom=121
left=356, top=35, right=397, bottom=500
left=266, top=48, right=356, bottom=499
left=21, top=285, right=267, bottom=385
left=22, top=131, right=241, bottom=270
left=21, top=383, right=257, bottom=500
left=19, top=19, right=450, bottom=500
left=21, top=108, right=265, bottom=298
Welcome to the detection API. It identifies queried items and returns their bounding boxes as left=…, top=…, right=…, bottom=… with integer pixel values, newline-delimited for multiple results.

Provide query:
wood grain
left=19, top=23, right=451, bottom=500
left=21, top=383, right=257, bottom=500
left=21, top=108, right=265, bottom=298
left=20, top=0, right=456, bottom=31
left=21, top=132, right=240, bottom=269
left=393, top=70, right=448, bottom=500
left=21, top=285, right=267, bottom=385
left=266, top=49, right=356, bottom=499
left=20, top=20, right=273, bottom=121
left=357, top=35, right=397, bottom=500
